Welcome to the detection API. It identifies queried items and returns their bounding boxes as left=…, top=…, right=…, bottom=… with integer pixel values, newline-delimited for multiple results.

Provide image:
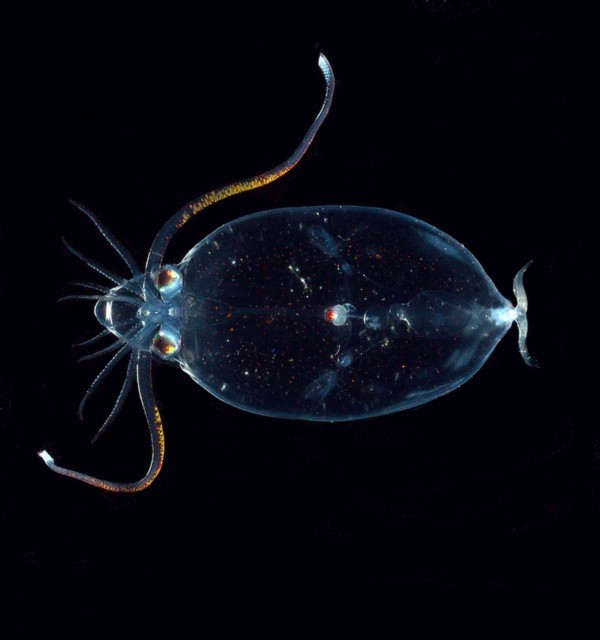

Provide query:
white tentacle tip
left=38, top=450, right=55, bottom=466
left=318, top=52, right=332, bottom=72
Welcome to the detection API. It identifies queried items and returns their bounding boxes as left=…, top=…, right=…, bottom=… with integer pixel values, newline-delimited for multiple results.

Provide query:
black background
left=4, top=1, right=596, bottom=631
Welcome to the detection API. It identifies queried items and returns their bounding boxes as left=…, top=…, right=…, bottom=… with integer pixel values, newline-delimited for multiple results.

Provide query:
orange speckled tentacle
left=38, top=352, right=165, bottom=492
left=146, top=53, right=335, bottom=275
left=178, top=168, right=297, bottom=228
left=38, top=54, right=335, bottom=493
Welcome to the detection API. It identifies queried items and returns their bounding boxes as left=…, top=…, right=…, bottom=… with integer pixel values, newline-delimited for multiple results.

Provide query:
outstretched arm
left=38, top=352, right=165, bottom=492
left=145, top=53, right=335, bottom=278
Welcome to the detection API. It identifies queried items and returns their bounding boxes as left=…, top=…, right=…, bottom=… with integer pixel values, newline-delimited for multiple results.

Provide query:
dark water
left=4, top=1, right=595, bottom=631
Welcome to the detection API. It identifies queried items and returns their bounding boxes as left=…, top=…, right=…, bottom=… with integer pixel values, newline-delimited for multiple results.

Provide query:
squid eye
left=154, top=265, right=183, bottom=300
left=151, top=325, right=181, bottom=359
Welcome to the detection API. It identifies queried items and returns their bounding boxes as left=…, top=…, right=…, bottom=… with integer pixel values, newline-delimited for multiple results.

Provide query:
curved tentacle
left=71, top=282, right=112, bottom=295
left=77, top=326, right=139, bottom=363
left=62, top=239, right=141, bottom=295
left=69, top=200, right=142, bottom=276
left=39, top=53, right=335, bottom=492
left=78, top=343, right=131, bottom=419
left=145, top=52, right=335, bottom=280
left=58, top=294, right=140, bottom=306
left=62, top=239, right=127, bottom=287
left=74, top=328, right=112, bottom=348
left=73, top=318, right=138, bottom=349
left=38, top=352, right=165, bottom=492
left=91, top=352, right=136, bottom=443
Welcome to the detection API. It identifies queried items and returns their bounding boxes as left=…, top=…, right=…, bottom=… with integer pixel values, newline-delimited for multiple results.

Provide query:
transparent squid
left=39, top=54, right=535, bottom=492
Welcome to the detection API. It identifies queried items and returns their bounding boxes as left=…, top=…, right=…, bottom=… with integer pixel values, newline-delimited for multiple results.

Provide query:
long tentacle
left=74, top=328, right=112, bottom=348
left=62, top=239, right=141, bottom=295
left=145, top=52, right=335, bottom=279
left=71, top=282, right=112, bottom=295
left=73, top=317, right=138, bottom=348
left=38, top=53, right=334, bottom=492
left=58, top=294, right=141, bottom=306
left=62, top=239, right=126, bottom=286
left=69, top=200, right=142, bottom=276
left=38, top=352, right=165, bottom=492
left=91, top=353, right=136, bottom=443
left=78, top=343, right=131, bottom=419
left=77, top=326, right=138, bottom=363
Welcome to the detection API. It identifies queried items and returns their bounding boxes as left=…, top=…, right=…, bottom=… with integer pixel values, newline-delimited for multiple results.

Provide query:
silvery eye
left=154, top=265, right=183, bottom=300
left=151, top=325, right=181, bottom=359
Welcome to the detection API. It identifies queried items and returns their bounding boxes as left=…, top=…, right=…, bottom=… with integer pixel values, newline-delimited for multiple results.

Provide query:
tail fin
left=513, top=261, right=538, bottom=367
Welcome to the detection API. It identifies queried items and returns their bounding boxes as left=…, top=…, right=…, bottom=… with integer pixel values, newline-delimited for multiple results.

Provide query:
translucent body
left=39, top=55, right=533, bottom=492
left=174, top=206, right=516, bottom=421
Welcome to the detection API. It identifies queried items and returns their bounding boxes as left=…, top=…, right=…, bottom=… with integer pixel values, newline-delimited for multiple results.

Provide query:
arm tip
left=38, top=450, right=55, bottom=466
left=318, top=52, right=332, bottom=74
left=317, top=53, right=335, bottom=92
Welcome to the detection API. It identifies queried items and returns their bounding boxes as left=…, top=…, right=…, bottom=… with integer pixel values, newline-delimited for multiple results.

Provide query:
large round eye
left=151, top=325, right=181, bottom=359
left=153, top=265, right=183, bottom=300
